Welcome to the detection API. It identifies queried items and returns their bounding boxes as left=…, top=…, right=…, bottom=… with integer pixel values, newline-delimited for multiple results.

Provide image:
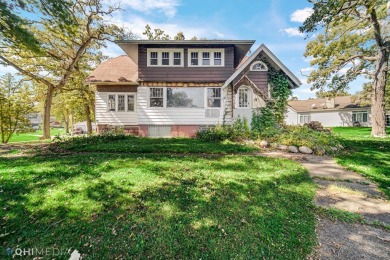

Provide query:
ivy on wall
left=251, top=57, right=291, bottom=132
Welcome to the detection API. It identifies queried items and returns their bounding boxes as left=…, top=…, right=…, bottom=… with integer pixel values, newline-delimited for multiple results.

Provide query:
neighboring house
left=285, top=96, right=390, bottom=127
left=73, top=121, right=97, bottom=133
left=86, top=40, right=301, bottom=137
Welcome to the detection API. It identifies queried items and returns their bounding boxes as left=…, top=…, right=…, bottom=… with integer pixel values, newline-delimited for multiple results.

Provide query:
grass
left=54, top=135, right=259, bottom=154
left=7, top=129, right=65, bottom=143
left=0, top=138, right=317, bottom=259
left=333, top=127, right=390, bottom=199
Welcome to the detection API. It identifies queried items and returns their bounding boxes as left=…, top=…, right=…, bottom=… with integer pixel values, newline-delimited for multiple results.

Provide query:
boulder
left=277, top=144, right=288, bottom=151
left=299, top=146, right=313, bottom=154
left=288, top=145, right=299, bottom=153
left=245, top=140, right=256, bottom=146
left=259, top=140, right=268, bottom=148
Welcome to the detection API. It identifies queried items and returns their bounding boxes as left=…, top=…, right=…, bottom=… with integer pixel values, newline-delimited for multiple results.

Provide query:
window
left=147, top=49, right=183, bottom=66
left=188, top=49, right=224, bottom=66
left=162, top=52, right=169, bottom=65
left=352, top=111, right=368, bottom=123
left=167, top=88, right=204, bottom=108
left=238, top=88, right=249, bottom=108
left=207, top=88, right=221, bottom=108
left=150, top=52, right=158, bottom=65
left=202, top=52, right=210, bottom=65
left=173, top=52, right=181, bottom=65
left=127, top=95, right=135, bottom=111
left=108, top=95, right=116, bottom=112
left=299, top=114, right=310, bottom=124
left=108, top=94, right=136, bottom=112
left=191, top=52, right=198, bottom=65
left=118, top=95, right=125, bottom=112
left=214, top=52, right=222, bottom=65
left=150, top=88, right=164, bottom=107
left=250, top=61, right=268, bottom=71
left=386, top=115, right=390, bottom=126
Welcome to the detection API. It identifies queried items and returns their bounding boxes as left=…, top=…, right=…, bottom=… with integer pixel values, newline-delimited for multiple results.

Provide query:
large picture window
left=352, top=111, right=368, bottom=123
left=167, top=88, right=204, bottom=108
left=207, top=88, right=221, bottom=108
left=150, top=88, right=164, bottom=107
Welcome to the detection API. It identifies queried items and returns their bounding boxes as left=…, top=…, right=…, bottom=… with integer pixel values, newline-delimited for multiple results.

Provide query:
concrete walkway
left=262, top=151, right=390, bottom=259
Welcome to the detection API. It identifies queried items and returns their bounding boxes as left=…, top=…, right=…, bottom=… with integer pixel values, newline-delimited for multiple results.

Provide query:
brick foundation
left=98, top=124, right=201, bottom=138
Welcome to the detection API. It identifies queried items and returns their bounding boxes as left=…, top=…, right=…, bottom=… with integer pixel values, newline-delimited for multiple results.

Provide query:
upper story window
left=147, top=49, right=184, bottom=67
left=250, top=61, right=268, bottom=71
left=188, top=49, right=224, bottom=67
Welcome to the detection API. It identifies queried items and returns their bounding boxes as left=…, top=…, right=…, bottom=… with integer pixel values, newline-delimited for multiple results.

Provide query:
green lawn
left=8, top=128, right=66, bottom=143
left=0, top=139, right=316, bottom=259
left=333, top=127, right=390, bottom=198
left=55, top=135, right=259, bottom=154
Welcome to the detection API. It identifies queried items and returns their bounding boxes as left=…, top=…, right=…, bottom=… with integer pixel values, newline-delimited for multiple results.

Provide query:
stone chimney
left=325, top=97, right=335, bottom=109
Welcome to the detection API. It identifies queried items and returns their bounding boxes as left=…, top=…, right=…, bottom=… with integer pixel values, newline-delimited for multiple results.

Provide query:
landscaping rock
left=245, top=140, right=256, bottom=146
left=259, top=140, right=268, bottom=148
left=299, top=146, right=313, bottom=154
left=288, top=145, right=299, bottom=153
left=277, top=144, right=288, bottom=151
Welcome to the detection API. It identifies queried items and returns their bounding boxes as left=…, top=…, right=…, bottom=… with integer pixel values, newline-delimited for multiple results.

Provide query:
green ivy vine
left=251, top=57, right=291, bottom=132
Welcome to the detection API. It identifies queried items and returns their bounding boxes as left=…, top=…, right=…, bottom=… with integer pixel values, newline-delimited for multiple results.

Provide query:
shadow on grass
left=0, top=153, right=316, bottom=259
left=335, top=137, right=390, bottom=199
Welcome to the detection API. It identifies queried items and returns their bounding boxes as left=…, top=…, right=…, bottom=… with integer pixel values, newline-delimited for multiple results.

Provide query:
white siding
left=95, top=92, right=138, bottom=125
left=285, top=108, right=372, bottom=127
left=137, top=86, right=225, bottom=125
left=285, top=107, right=298, bottom=125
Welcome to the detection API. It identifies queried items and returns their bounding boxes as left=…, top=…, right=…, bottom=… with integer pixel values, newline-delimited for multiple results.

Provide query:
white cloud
left=301, top=67, right=314, bottom=73
left=290, top=7, right=313, bottom=23
left=119, top=0, right=180, bottom=18
left=107, top=13, right=218, bottom=40
left=282, top=27, right=304, bottom=37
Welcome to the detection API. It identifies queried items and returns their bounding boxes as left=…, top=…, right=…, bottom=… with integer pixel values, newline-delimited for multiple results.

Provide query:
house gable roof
left=288, top=96, right=370, bottom=112
left=86, top=55, right=138, bottom=84
left=222, top=44, right=301, bottom=89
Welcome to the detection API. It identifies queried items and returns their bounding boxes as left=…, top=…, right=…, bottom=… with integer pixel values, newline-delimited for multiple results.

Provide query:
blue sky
left=1, top=0, right=368, bottom=99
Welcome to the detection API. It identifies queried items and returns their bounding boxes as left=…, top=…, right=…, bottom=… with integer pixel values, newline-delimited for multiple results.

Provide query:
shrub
left=304, top=121, right=324, bottom=132
left=196, top=117, right=250, bottom=141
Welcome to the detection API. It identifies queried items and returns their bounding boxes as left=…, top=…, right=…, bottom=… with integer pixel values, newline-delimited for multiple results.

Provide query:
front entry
left=233, top=86, right=252, bottom=124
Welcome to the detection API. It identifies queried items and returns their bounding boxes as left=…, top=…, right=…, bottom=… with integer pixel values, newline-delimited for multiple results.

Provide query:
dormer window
left=147, top=49, right=184, bottom=67
left=250, top=61, right=268, bottom=71
left=188, top=49, right=224, bottom=67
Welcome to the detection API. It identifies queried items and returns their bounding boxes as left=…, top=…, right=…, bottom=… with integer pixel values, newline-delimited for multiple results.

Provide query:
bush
left=273, top=126, right=340, bottom=155
left=196, top=117, right=250, bottom=141
left=304, top=121, right=324, bottom=132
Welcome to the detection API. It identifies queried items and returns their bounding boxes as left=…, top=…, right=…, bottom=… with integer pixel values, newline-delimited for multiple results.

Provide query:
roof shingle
left=288, top=96, right=369, bottom=112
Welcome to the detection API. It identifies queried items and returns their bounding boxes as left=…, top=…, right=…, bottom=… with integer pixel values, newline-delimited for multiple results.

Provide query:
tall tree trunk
left=42, top=86, right=54, bottom=139
left=63, top=114, right=69, bottom=134
left=85, top=103, right=92, bottom=134
left=371, top=50, right=388, bottom=137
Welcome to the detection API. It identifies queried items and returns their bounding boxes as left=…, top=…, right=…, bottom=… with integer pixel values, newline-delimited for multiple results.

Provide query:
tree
left=0, top=0, right=74, bottom=54
left=353, top=79, right=390, bottom=108
left=143, top=25, right=189, bottom=40
left=300, top=0, right=389, bottom=137
left=0, top=0, right=128, bottom=139
left=316, top=90, right=350, bottom=98
left=0, top=73, right=35, bottom=143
